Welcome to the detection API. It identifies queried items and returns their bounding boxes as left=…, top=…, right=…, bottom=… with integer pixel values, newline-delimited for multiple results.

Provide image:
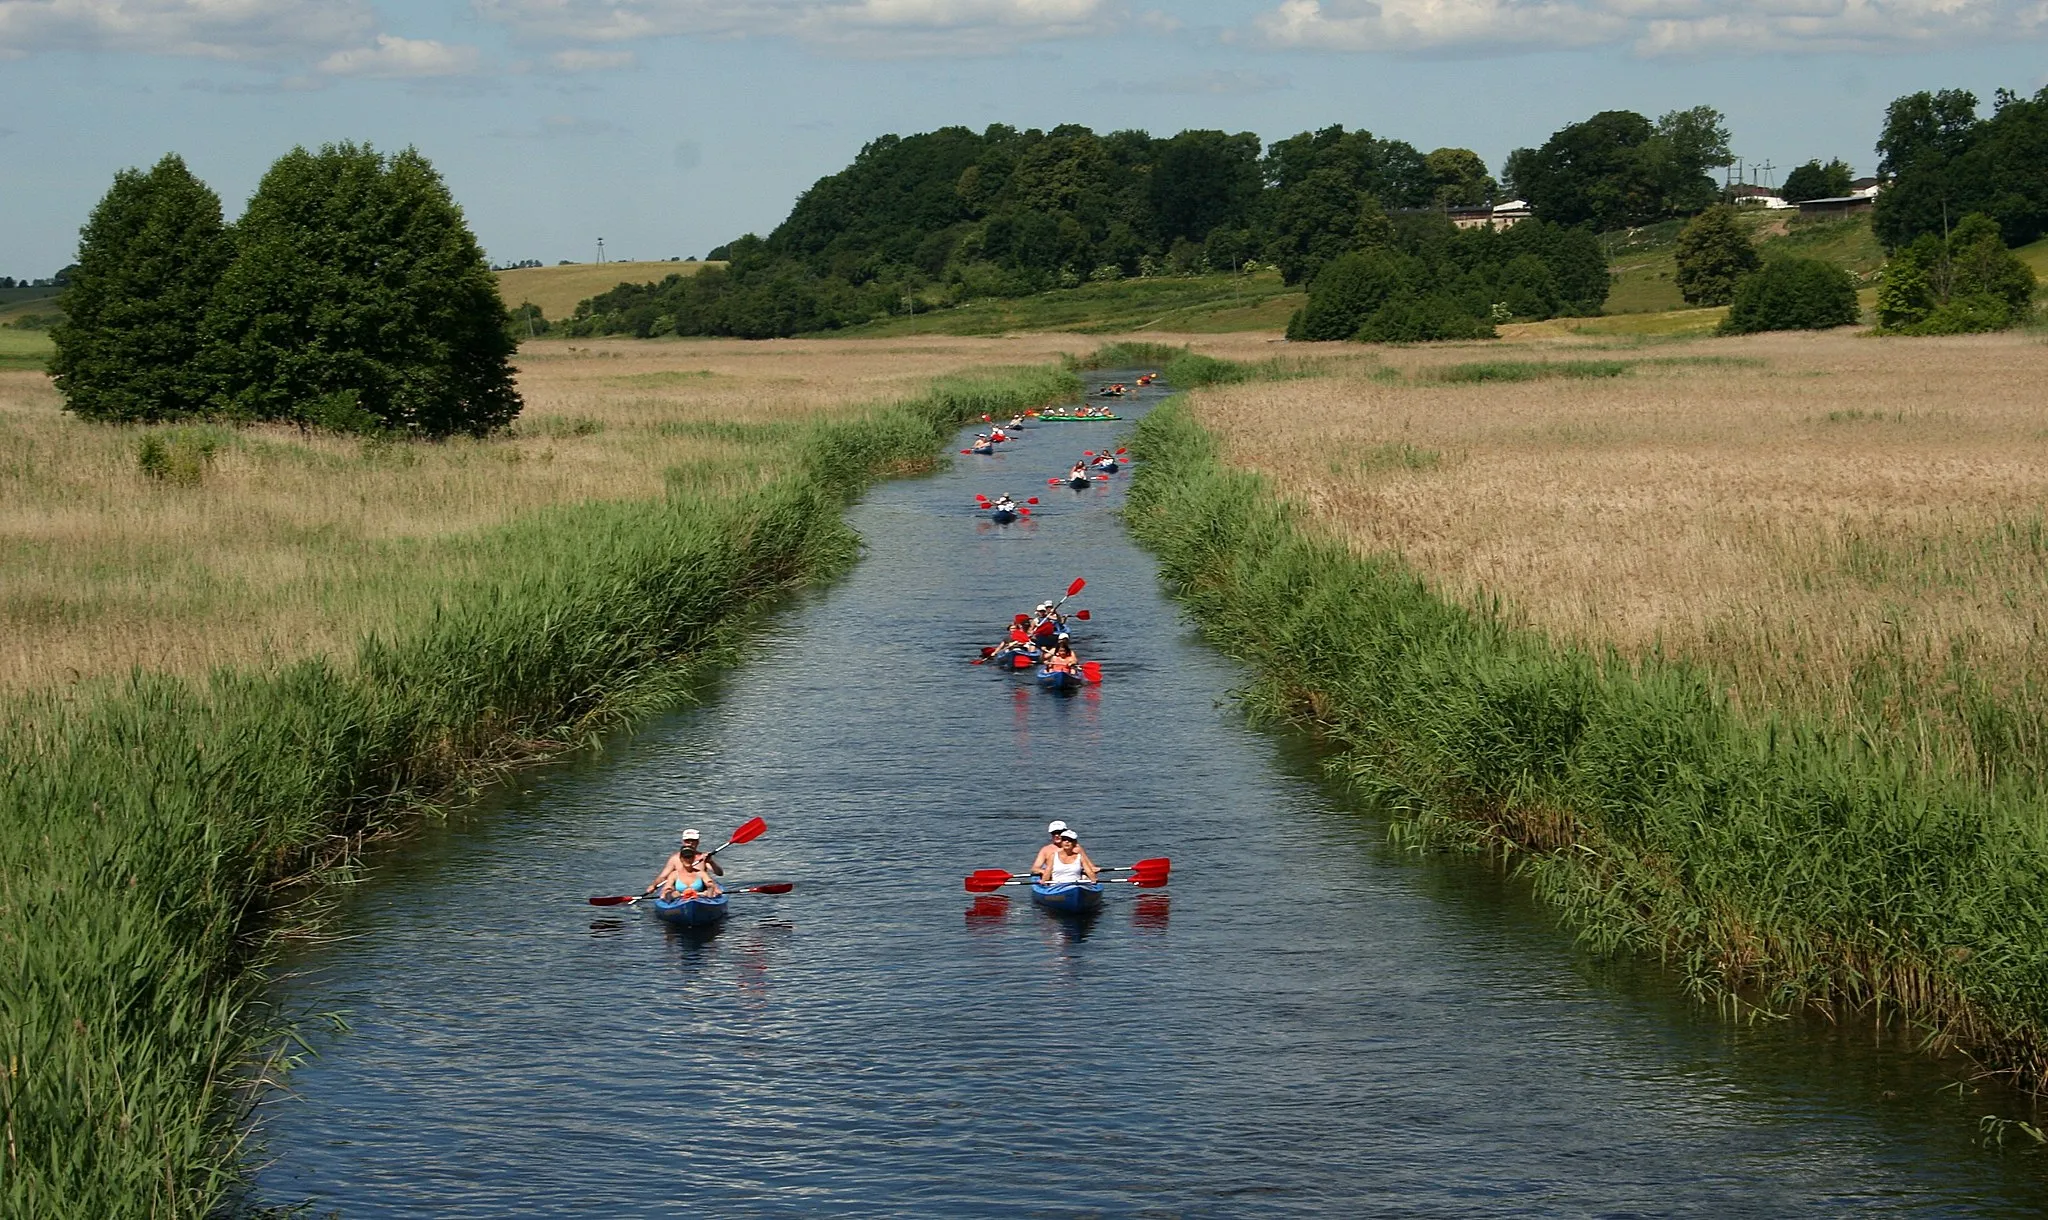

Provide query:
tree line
left=52, top=146, right=520, bottom=436
left=561, top=112, right=1742, bottom=339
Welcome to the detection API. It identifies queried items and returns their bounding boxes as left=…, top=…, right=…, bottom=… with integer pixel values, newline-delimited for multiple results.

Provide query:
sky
left=2, top=0, right=2045, bottom=278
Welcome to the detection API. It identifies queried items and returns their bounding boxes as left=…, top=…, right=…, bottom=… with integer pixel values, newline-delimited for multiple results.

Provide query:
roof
left=1796, top=195, right=1872, bottom=206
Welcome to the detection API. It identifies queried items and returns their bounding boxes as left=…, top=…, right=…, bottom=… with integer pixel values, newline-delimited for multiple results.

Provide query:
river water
left=254, top=374, right=2048, bottom=1216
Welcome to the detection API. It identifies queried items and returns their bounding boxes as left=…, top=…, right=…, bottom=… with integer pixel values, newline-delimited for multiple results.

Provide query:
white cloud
left=316, top=33, right=483, bottom=77
left=1251, top=0, right=2047, bottom=53
left=0, top=0, right=374, bottom=60
left=473, top=0, right=1115, bottom=53
left=548, top=47, right=637, bottom=69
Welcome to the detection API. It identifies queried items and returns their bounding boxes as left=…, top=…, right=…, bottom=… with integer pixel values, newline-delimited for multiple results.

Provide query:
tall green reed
left=1124, top=392, right=2048, bottom=1093
left=0, top=363, right=1077, bottom=1218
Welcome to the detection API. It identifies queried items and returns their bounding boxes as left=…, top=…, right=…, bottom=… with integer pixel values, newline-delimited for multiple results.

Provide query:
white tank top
left=1049, top=853, right=1084, bottom=884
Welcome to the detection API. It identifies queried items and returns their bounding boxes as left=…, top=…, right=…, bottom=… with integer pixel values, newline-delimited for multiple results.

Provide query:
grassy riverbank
left=1125, top=372, right=2048, bottom=1094
left=0, top=354, right=1077, bottom=1217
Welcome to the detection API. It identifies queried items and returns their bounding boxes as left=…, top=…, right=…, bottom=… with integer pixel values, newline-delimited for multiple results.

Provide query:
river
left=253, top=372, right=2048, bottom=1216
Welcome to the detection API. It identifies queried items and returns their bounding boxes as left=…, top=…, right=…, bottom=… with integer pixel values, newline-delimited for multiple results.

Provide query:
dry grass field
left=497, top=260, right=722, bottom=320
left=1189, top=330, right=2048, bottom=776
left=0, top=332, right=1261, bottom=693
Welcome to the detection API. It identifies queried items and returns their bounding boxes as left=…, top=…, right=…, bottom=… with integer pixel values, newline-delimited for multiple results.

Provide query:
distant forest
left=561, top=115, right=1732, bottom=339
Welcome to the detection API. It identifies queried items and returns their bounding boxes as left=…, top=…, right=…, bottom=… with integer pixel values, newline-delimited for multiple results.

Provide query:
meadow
left=842, top=269, right=1305, bottom=337
left=1180, top=331, right=2048, bottom=787
left=0, top=333, right=1202, bottom=692
left=496, top=260, right=721, bottom=320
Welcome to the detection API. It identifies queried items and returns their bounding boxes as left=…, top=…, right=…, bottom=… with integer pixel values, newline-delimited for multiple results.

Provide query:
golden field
left=497, top=260, right=722, bottom=320
left=1189, top=330, right=2048, bottom=777
left=0, top=333, right=1268, bottom=693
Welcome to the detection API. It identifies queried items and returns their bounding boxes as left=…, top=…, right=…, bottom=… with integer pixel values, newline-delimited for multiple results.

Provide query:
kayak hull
left=1031, top=881, right=1104, bottom=914
left=1065, top=476, right=1092, bottom=489
left=1038, top=416, right=1121, bottom=423
left=1092, top=461, right=1119, bottom=474
left=650, top=893, right=730, bottom=927
left=990, top=508, right=1018, bottom=523
left=1036, top=666, right=1080, bottom=690
left=970, top=445, right=995, bottom=455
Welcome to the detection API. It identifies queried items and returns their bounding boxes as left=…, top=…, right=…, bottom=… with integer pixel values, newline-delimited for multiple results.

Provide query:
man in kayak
left=1031, top=820, right=1069, bottom=881
left=1030, top=602, right=1068, bottom=642
left=1041, top=828, right=1099, bottom=885
left=645, top=829, right=722, bottom=899
left=991, top=493, right=1017, bottom=514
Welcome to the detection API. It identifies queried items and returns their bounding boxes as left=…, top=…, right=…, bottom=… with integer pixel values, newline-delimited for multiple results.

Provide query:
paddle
left=703, top=816, right=766, bottom=860
left=588, top=881, right=794, bottom=906
left=1080, top=661, right=1103, bottom=684
left=964, top=859, right=1169, bottom=893
left=1073, top=610, right=1091, bottom=620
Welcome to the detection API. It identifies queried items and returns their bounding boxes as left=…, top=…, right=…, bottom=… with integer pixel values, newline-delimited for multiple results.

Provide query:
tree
left=1506, top=107, right=1732, bottom=231
left=1425, top=148, right=1496, bottom=208
left=1720, top=258, right=1859, bottom=333
left=1287, top=249, right=1412, bottom=340
left=1151, top=130, right=1262, bottom=246
left=202, top=143, right=521, bottom=436
left=1780, top=158, right=1854, bottom=203
left=1647, top=106, right=1734, bottom=215
left=1674, top=206, right=1760, bottom=305
left=49, top=154, right=230, bottom=422
left=1877, top=213, right=2037, bottom=333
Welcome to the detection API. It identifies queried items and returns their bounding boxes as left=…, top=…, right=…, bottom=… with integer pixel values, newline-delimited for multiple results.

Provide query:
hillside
left=0, top=285, right=62, bottom=326
left=1604, top=210, right=1887, bottom=315
left=839, top=270, right=1301, bottom=337
left=497, top=260, right=721, bottom=321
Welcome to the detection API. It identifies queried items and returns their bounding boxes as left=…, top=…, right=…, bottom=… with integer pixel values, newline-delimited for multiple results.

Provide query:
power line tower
left=597, top=237, right=607, bottom=265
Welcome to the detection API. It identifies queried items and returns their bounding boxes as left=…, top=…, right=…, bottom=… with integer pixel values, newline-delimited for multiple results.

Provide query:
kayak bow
left=1031, top=881, right=1104, bottom=914
left=649, top=893, right=730, bottom=927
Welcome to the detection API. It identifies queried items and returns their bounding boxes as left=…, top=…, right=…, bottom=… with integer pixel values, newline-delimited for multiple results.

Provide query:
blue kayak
left=970, top=444, right=995, bottom=455
left=1064, top=474, right=1092, bottom=489
left=1092, top=459, right=1119, bottom=473
left=1031, top=881, right=1104, bottom=914
left=990, top=507, right=1018, bottom=523
left=1036, top=666, right=1080, bottom=690
left=649, top=893, right=729, bottom=927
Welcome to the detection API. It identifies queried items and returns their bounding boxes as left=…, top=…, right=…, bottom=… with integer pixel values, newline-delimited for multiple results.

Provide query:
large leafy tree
left=1505, top=107, right=1731, bottom=230
left=1780, top=158, right=1854, bottom=203
left=1425, top=148, right=1496, bottom=207
left=50, top=154, right=230, bottom=422
left=1674, top=205, right=1759, bottom=305
left=1150, top=130, right=1262, bottom=247
left=203, top=143, right=521, bottom=436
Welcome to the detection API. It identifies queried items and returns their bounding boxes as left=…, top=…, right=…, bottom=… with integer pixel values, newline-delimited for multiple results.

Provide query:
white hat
left=681, top=828, right=702, bottom=842
left=1056, top=828, right=1079, bottom=842
left=1047, top=820, right=1069, bottom=835
left=1037, top=602, right=1054, bottom=611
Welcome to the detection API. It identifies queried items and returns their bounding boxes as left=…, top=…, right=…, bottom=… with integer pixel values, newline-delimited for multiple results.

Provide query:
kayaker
left=1046, top=828, right=1098, bottom=885
left=992, top=494, right=1017, bottom=513
left=1031, top=820, right=1070, bottom=881
left=681, top=827, right=724, bottom=878
left=646, top=835, right=721, bottom=900
left=1042, top=640, right=1080, bottom=676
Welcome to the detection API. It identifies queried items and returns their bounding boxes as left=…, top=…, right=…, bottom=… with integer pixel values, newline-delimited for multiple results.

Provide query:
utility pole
left=1757, top=160, right=1776, bottom=190
left=597, top=237, right=606, bottom=265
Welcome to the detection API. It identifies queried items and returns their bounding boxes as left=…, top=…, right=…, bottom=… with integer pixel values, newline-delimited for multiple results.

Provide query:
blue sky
left=3, top=0, right=2044, bottom=277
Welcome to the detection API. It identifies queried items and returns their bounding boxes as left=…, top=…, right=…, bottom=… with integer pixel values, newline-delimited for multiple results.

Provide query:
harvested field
left=1188, top=330, right=2048, bottom=783
left=0, top=332, right=1261, bottom=692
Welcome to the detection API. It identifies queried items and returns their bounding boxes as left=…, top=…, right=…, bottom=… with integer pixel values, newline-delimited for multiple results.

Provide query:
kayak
left=1064, top=474, right=1092, bottom=489
left=992, top=645, right=1041, bottom=670
left=649, top=893, right=729, bottom=927
left=990, top=507, right=1019, bottom=523
left=970, top=444, right=995, bottom=455
left=1092, top=459, right=1119, bottom=473
left=1038, top=413, right=1120, bottom=422
left=1036, top=666, right=1080, bottom=690
left=1031, top=881, right=1104, bottom=914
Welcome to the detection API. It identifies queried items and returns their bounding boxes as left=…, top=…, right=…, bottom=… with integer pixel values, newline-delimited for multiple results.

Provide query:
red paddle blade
left=1014, top=613, right=1030, bottom=623
left=1013, top=655, right=1032, bottom=669
left=1047, top=479, right=1061, bottom=485
left=1130, top=873, right=1170, bottom=888
left=969, top=868, right=1015, bottom=885
left=1074, top=609, right=1090, bottom=620
left=1117, top=448, right=1127, bottom=454
left=980, top=647, right=996, bottom=657
left=982, top=414, right=991, bottom=421
left=1026, top=497, right=1039, bottom=504
left=964, top=875, right=1010, bottom=893
left=1080, top=662, right=1103, bottom=683
left=1132, top=857, right=1170, bottom=872
left=1019, top=507, right=1030, bottom=516
left=1066, top=578, right=1086, bottom=597
left=728, top=816, right=767, bottom=846
left=587, top=895, right=639, bottom=906
left=1084, top=450, right=1095, bottom=456
left=743, top=882, right=795, bottom=894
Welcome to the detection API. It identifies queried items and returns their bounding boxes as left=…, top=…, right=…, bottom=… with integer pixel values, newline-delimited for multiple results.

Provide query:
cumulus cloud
left=473, top=0, right=1115, bottom=53
left=0, top=0, right=374, bottom=60
left=316, top=33, right=482, bottom=77
left=1251, top=0, right=2048, bottom=53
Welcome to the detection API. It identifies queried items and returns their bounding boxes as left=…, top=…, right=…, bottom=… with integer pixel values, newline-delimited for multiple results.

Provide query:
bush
left=1287, top=250, right=1410, bottom=340
left=1675, top=205, right=1760, bottom=306
left=1356, top=294, right=1496, bottom=342
left=1720, top=257, right=1859, bottom=334
left=49, top=154, right=230, bottom=422
left=1877, top=213, right=2037, bottom=334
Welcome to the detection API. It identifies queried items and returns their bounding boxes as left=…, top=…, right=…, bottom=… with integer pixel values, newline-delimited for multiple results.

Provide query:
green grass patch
left=0, top=326, right=55, bottom=369
left=1426, top=359, right=1631, bottom=384
left=833, top=271, right=1303, bottom=337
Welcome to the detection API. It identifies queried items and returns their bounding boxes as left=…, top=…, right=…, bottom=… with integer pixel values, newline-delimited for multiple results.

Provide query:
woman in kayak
left=1041, top=828, right=1098, bottom=885
left=1042, top=640, right=1081, bottom=677
left=646, top=836, right=722, bottom=901
left=1031, top=820, right=1070, bottom=881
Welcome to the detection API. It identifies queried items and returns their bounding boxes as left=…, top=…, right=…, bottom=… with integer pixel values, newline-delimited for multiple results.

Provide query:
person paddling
left=1031, top=819, right=1070, bottom=881
left=645, top=830, right=722, bottom=900
left=1042, top=640, right=1081, bottom=677
left=1042, top=828, right=1098, bottom=885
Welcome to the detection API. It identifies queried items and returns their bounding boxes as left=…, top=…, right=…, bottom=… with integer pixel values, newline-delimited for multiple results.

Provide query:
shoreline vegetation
left=0, top=350, right=1078, bottom=1217
left=1123, top=346, right=2048, bottom=1101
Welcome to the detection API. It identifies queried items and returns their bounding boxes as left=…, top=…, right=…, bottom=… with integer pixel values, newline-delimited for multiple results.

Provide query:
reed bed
left=0, top=333, right=1267, bottom=693
left=1125, top=352, right=2048, bottom=1096
left=1184, top=331, right=2048, bottom=790
left=0, top=348, right=1080, bottom=1218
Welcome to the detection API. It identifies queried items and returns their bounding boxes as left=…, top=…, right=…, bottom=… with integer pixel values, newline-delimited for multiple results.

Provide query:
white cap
left=681, top=828, right=702, bottom=842
left=1057, top=828, right=1079, bottom=841
left=1037, top=602, right=1053, bottom=611
left=1047, top=820, right=1069, bottom=835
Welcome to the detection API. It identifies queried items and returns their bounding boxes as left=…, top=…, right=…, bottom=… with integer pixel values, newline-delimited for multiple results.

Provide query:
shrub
left=49, top=154, right=230, bottom=422
left=1287, top=250, right=1411, bottom=341
left=1720, top=257, right=1859, bottom=334
left=1674, top=205, right=1760, bottom=306
left=1356, top=294, right=1496, bottom=342
left=1877, top=214, right=2037, bottom=334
